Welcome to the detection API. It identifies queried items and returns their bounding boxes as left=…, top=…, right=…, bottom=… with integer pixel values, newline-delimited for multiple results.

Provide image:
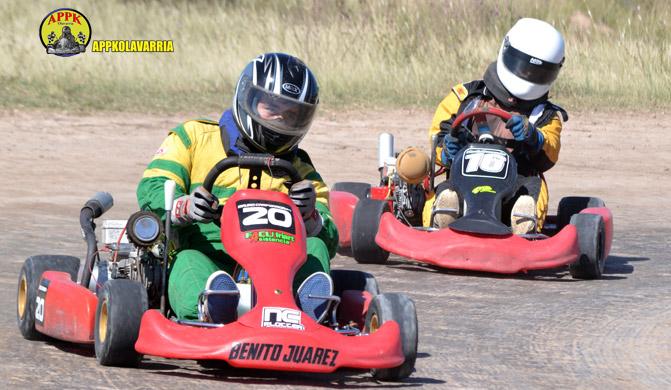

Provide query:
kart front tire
left=569, top=213, right=606, bottom=279
left=17, top=255, right=80, bottom=340
left=557, top=196, right=605, bottom=231
left=365, top=293, right=418, bottom=381
left=331, top=269, right=380, bottom=297
left=351, top=199, right=390, bottom=264
left=332, top=182, right=371, bottom=200
left=95, top=279, right=148, bottom=367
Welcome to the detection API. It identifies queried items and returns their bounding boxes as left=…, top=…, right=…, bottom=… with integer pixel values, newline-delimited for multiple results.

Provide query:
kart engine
left=391, top=178, right=425, bottom=226
left=378, top=133, right=426, bottom=226
left=97, top=219, right=164, bottom=307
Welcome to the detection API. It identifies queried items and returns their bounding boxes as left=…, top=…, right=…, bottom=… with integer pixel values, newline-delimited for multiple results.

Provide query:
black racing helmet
left=232, top=53, right=319, bottom=155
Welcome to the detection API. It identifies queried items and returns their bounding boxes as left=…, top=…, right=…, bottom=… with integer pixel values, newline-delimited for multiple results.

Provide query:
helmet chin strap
left=483, top=62, right=548, bottom=114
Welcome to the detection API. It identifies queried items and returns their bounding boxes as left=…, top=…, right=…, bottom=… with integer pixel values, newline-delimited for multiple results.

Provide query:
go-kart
left=331, top=107, right=613, bottom=278
left=16, top=154, right=418, bottom=380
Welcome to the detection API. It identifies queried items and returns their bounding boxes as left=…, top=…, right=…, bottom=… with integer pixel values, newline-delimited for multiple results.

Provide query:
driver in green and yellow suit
left=137, top=53, right=338, bottom=324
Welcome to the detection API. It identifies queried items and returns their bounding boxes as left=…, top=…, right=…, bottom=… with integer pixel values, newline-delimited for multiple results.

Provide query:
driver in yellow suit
left=424, top=18, right=568, bottom=234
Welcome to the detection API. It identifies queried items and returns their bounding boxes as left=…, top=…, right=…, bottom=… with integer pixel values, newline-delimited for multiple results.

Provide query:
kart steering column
left=161, top=180, right=176, bottom=316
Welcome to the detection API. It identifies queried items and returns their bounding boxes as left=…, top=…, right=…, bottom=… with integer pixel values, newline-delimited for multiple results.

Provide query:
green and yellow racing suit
left=137, top=112, right=338, bottom=319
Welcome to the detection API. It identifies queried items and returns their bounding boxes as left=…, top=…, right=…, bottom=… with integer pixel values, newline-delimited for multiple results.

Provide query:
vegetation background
left=2, top=0, right=670, bottom=113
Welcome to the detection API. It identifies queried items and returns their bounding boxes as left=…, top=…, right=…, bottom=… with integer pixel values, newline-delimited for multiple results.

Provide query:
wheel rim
left=98, top=299, right=108, bottom=343
left=17, top=274, right=27, bottom=319
left=369, top=313, right=380, bottom=333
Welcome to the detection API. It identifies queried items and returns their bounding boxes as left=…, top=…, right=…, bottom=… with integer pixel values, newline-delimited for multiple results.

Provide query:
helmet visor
left=238, top=76, right=317, bottom=136
left=501, top=39, right=563, bottom=85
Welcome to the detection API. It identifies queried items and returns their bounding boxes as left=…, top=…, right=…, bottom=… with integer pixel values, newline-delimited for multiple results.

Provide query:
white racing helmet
left=496, top=18, right=565, bottom=101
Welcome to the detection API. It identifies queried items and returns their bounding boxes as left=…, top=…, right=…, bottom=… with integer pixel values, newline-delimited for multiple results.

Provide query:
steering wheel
left=203, top=154, right=302, bottom=194
left=451, top=106, right=513, bottom=136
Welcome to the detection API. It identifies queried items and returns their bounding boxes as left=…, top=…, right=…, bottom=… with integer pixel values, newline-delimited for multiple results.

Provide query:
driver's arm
left=294, top=151, right=339, bottom=259
left=137, top=126, right=193, bottom=220
left=530, top=113, right=562, bottom=172
left=429, top=86, right=465, bottom=166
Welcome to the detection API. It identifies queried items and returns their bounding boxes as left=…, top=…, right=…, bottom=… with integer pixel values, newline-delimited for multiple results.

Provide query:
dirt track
left=1, top=108, right=670, bottom=388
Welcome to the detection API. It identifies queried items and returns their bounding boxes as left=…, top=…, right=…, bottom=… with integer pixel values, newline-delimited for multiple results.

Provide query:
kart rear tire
left=351, top=199, right=391, bottom=264
left=557, top=196, right=605, bottom=231
left=365, top=293, right=418, bottom=381
left=569, top=213, right=606, bottom=280
left=17, top=255, right=80, bottom=340
left=332, top=182, right=371, bottom=200
left=95, top=279, right=148, bottom=367
left=331, top=269, right=380, bottom=297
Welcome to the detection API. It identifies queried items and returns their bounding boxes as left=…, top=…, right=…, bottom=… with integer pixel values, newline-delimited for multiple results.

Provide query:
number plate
left=461, top=148, right=510, bottom=179
left=237, top=200, right=296, bottom=234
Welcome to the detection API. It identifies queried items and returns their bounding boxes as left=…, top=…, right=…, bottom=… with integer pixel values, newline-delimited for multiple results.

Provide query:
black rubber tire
left=331, top=269, right=380, bottom=297
left=569, top=213, right=606, bottom=280
left=351, top=199, right=391, bottom=264
left=365, top=293, right=418, bottom=381
left=95, top=279, right=148, bottom=367
left=17, top=255, right=80, bottom=340
left=332, top=182, right=371, bottom=200
left=557, top=196, right=605, bottom=231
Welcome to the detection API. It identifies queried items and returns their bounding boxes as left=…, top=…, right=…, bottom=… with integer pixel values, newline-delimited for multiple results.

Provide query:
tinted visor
left=502, top=39, right=563, bottom=85
left=238, top=75, right=317, bottom=136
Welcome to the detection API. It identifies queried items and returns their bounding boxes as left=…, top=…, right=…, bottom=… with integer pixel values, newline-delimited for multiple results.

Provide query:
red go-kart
left=17, top=155, right=418, bottom=380
left=330, top=107, right=613, bottom=279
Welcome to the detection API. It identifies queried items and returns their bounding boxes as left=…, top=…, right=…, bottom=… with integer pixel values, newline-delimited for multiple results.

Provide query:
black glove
left=171, top=186, right=220, bottom=225
left=289, top=180, right=323, bottom=237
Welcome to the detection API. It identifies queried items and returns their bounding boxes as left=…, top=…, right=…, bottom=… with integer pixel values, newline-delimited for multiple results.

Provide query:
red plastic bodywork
left=369, top=186, right=389, bottom=202
left=35, top=271, right=97, bottom=344
left=375, top=213, right=582, bottom=274
left=331, top=185, right=614, bottom=274
left=329, top=191, right=358, bottom=248
left=337, top=290, right=374, bottom=329
left=135, top=309, right=402, bottom=372
left=135, top=190, right=404, bottom=371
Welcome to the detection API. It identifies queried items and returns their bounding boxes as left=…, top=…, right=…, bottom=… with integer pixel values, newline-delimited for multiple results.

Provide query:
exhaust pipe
left=80, top=192, right=114, bottom=289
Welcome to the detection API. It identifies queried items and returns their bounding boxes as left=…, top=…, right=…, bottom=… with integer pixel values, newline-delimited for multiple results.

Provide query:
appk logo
left=39, top=8, right=91, bottom=57
left=39, top=8, right=174, bottom=57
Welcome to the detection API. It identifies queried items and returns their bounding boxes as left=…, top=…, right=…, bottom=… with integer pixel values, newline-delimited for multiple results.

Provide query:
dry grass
left=2, top=0, right=670, bottom=113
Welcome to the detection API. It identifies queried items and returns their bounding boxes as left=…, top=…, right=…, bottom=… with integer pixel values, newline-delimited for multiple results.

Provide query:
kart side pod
left=34, top=271, right=97, bottom=343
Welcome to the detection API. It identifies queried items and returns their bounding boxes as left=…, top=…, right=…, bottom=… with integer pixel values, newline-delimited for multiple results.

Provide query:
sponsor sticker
left=229, top=342, right=339, bottom=367
left=245, top=230, right=295, bottom=245
left=261, top=307, right=304, bottom=330
left=282, top=82, right=301, bottom=95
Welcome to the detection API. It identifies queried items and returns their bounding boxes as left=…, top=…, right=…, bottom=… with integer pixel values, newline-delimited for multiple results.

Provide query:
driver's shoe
left=296, top=272, right=333, bottom=323
left=511, top=195, right=537, bottom=235
left=433, top=189, right=460, bottom=228
left=202, top=271, right=240, bottom=324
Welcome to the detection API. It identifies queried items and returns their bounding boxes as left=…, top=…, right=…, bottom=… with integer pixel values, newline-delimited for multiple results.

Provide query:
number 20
left=242, top=206, right=292, bottom=228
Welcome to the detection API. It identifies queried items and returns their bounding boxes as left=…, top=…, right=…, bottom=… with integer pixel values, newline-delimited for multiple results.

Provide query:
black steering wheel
left=203, top=154, right=302, bottom=193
